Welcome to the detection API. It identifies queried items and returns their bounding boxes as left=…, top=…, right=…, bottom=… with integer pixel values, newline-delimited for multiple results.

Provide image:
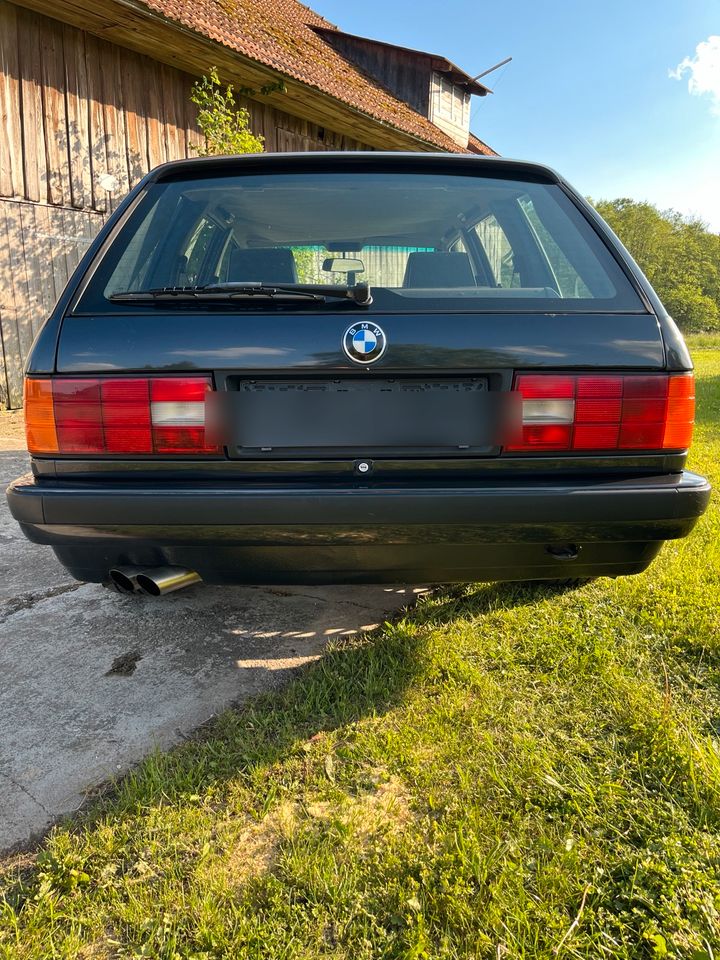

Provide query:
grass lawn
left=1, top=336, right=719, bottom=959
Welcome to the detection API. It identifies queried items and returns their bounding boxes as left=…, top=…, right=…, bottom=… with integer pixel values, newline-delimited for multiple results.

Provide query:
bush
left=593, top=198, right=720, bottom=333
left=662, top=283, right=720, bottom=333
left=190, top=67, right=264, bottom=157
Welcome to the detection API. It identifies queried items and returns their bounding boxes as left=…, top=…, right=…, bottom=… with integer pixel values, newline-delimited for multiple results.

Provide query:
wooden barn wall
left=320, top=34, right=431, bottom=118
left=0, top=200, right=103, bottom=407
left=0, top=0, right=373, bottom=407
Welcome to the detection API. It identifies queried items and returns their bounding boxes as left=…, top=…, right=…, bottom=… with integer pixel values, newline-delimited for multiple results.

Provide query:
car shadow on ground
left=0, top=430, right=581, bottom=854
left=50, top=579, right=567, bottom=839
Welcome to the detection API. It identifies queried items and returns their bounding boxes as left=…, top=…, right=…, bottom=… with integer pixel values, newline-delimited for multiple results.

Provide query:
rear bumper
left=6, top=471, right=711, bottom=584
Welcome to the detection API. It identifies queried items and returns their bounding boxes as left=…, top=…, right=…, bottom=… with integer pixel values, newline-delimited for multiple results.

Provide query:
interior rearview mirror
left=322, top=257, right=365, bottom=274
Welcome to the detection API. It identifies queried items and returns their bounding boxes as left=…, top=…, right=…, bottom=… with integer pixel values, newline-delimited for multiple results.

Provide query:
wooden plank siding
left=19, top=10, right=47, bottom=203
left=0, top=0, right=376, bottom=407
left=0, top=199, right=104, bottom=406
left=318, top=33, right=431, bottom=118
left=0, top=2, right=24, bottom=199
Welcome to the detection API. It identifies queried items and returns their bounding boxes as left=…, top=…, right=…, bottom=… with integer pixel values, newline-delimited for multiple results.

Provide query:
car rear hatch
left=41, top=155, right=688, bottom=482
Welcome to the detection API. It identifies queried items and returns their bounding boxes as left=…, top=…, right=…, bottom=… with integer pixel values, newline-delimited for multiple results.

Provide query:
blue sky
left=310, top=0, right=720, bottom=230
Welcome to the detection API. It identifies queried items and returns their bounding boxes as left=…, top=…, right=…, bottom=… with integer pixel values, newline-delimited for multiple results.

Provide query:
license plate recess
left=224, top=378, right=502, bottom=456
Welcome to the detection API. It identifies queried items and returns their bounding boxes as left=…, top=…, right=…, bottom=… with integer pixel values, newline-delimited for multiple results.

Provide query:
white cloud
left=670, top=35, right=720, bottom=116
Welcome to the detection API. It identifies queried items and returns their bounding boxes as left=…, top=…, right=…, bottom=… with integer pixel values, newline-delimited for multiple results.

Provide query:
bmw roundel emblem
left=342, top=322, right=387, bottom=364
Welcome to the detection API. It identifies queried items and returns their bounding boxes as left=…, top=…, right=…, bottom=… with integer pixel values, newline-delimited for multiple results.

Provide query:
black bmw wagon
left=6, top=152, right=711, bottom=591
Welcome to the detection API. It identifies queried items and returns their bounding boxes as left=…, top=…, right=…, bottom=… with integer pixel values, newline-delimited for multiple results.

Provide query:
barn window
left=430, top=72, right=470, bottom=130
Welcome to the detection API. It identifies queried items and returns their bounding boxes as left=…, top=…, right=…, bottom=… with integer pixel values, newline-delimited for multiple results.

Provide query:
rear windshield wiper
left=110, top=281, right=373, bottom=307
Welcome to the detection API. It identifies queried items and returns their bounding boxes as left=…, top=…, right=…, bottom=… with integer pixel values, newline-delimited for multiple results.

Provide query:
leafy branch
left=190, top=67, right=265, bottom=156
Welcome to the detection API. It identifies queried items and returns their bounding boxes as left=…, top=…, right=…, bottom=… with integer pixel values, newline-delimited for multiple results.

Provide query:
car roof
left=148, top=152, right=564, bottom=186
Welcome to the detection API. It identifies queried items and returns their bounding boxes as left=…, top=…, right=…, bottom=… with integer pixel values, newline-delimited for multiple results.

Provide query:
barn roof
left=311, top=26, right=493, bottom=97
left=141, top=0, right=496, bottom=154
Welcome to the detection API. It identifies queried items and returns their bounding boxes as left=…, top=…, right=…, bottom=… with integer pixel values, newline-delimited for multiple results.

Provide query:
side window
left=472, top=215, right=519, bottom=288
left=517, top=195, right=591, bottom=297
left=103, top=195, right=163, bottom=294
left=181, top=217, right=222, bottom=285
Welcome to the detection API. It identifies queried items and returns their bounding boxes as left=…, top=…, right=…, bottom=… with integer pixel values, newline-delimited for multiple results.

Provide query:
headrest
left=228, top=248, right=298, bottom=283
left=402, top=251, right=477, bottom=288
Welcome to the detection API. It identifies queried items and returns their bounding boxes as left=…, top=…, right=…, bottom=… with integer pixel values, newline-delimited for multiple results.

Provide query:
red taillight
left=101, top=379, right=153, bottom=453
left=508, top=373, right=694, bottom=453
left=53, top=379, right=104, bottom=453
left=24, top=376, right=220, bottom=456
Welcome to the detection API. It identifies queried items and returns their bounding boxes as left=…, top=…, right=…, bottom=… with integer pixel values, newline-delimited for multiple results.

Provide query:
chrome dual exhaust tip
left=109, top=566, right=201, bottom=596
left=135, top=566, right=202, bottom=596
left=108, top=566, right=147, bottom=594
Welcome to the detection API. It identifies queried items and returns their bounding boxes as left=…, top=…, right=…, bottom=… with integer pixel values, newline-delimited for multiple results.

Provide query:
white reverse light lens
left=522, top=399, right=575, bottom=424
left=150, top=401, right=205, bottom=426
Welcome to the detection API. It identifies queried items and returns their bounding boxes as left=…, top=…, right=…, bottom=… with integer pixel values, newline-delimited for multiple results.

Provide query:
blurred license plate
left=212, top=378, right=518, bottom=450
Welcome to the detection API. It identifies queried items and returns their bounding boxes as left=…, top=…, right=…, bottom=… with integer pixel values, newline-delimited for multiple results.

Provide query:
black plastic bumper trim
left=6, top=471, right=711, bottom=534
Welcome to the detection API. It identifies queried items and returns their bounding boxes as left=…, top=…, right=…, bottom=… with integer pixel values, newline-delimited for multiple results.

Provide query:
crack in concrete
left=0, top=582, right=83, bottom=624
left=0, top=768, right=52, bottom=818
left=257, top=587, right=331, bottom=604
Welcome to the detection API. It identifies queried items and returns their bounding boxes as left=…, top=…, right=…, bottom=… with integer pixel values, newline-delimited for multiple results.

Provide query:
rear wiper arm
left=111, top=285, right=324, bottom=303
left=204, top=281, right=373, bottom=306
left=110, top=281, right=373, bottom=307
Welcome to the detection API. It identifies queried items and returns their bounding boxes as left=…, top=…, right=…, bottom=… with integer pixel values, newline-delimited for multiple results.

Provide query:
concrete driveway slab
left=0, top=430, right=422, bottom=852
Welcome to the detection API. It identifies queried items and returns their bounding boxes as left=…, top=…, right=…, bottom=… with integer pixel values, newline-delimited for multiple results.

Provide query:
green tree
left=592, top=198, right=720, bottom=333
left=190, top=67, right=264, bottom=156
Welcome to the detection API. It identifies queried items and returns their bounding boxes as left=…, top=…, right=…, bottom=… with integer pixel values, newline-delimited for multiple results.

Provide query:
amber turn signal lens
left=24, top=379, right=59, bottom=454
left=663, top=374, right=695, bottom=450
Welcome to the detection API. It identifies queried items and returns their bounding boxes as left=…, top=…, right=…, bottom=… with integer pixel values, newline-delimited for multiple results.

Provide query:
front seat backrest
left=229, top=248, right=298, bottom=283
left=403, top=252, right=476, bottom=288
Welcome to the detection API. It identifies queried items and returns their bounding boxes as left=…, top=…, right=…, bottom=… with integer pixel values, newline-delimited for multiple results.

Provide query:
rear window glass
left=76, top=171, right=645, bottom=313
